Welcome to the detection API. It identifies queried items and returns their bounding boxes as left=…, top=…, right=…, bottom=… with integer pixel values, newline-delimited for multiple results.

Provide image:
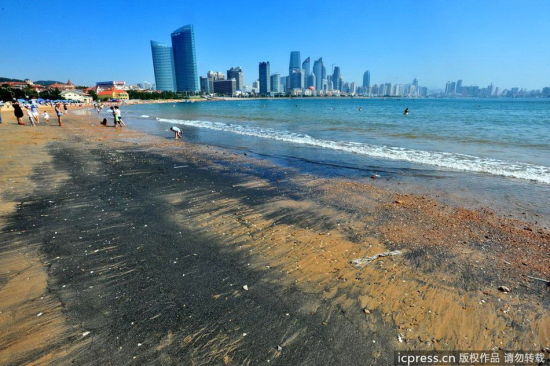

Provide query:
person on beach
left=54, top=103, right=63, bottom=126
left=13, top=100, right=25, bottom=125
left=42, top=111, right=50, bottom=123
left=114, top=106, right=126, bottom=127
left=110, top=106, right=118, bottom=127
left=170, top=126, right=182, bottom=139
left=25, top=105, right=36, bottom=126
left=30, top=103, right=40, bottom=124
left=63, top=103, right=69, bottom=114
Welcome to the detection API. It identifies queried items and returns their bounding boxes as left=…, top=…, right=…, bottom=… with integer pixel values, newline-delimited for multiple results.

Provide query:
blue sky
left=1, top=0, right=549, bottom=89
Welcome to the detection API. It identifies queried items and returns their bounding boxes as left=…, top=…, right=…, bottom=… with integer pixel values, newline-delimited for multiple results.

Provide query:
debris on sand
left=526, top=275, right=550, bottom=284
left=498, top=286, right=511, bottom=293
left=243, top=285, right=249, bottom=291
left=276, top=345, right=283, bottom=352
left=82, top=331, right=91, bottom=337
left=351, top=250, right=403, bottom=269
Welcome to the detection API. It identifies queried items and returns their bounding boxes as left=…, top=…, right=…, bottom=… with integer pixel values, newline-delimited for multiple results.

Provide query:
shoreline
left=0, top=110, right=548, bottom=364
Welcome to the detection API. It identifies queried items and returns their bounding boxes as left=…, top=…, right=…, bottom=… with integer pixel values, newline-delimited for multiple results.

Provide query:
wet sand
left=0, top=110, right=548, bottom=365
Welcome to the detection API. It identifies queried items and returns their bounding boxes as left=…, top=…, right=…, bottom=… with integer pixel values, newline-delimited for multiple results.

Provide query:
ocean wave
left=140, top=115, right=150, bottom=118
left=156, top=118, right=550, bottom=184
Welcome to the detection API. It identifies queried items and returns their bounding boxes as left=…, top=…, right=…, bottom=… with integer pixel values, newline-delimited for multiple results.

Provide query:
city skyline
left=1, top=1, right=550, bottom=90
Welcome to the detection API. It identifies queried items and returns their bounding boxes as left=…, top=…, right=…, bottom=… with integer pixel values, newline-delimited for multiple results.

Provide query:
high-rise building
left=200, top=76, right=209, bottom=93
left=150, top=41, right=176, bottom=91
left=227, top=67, right=244, bottom=91
left=171, top=25, right=199, bottom=92
left=307, top=74, right=316, bottom=91
left=289, top=69, right=304, bottom=90
left=213, top=79, right=236, bottom=96
left=302, top=57, right=311, bottom=87
left=362, top=70, right=370, bottom=91
left=259, top=61, right=270, bottom=96
left=447, top=81, right=457, bottom=95
left=289, top=51, right=301, bottom=74
left=270, top=73, right=280, bottom=93
left=206, top=71, right=224, bottom=93
left=456, top=80, right=463, bottom=95
left=313, top=58, right=324, bottom=91
left=332, top=66, right=342, bottom=91
left=280, top=76, right=288, bottom=93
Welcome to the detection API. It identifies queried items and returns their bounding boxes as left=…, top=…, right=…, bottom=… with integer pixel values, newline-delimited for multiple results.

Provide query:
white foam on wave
left=156, top=118, right=550, bottom=184
left=140, top=114, right=150, bottom=118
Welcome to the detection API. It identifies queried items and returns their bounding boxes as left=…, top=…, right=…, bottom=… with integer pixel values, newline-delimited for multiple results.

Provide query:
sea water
left=121, top=98, right=550, bottom=224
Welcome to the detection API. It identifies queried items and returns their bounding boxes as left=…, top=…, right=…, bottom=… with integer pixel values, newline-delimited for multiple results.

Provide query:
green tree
left=40, top=88, right=62, bottom=100
left=88, top=90, right=98, bottom=101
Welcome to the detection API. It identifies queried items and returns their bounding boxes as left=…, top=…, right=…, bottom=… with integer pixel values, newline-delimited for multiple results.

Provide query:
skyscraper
left=302, top=57, right=311, bottom=87
left=362, top=70, right=370, bottom=91
left=270, top=73, right=280, bottom=93
left=313, top=57, right=324, bottom=91
left=199, top=76, right=209, bottom=93
left=289, top=51, right=301, bottom=74
left=332, top=66, right=342, bottom=91
left=307, top=74, right=316, bottom=90
left=227, top=67, right=244, bottom=91
left=456, top=80, right=463, bottom=95
left=259, top=61, right=270, bottom=96
left=150, top=41, right=175, bottom=91
left=280, top=76, right=288, bottom=93
left=289, top=69, right=303, bottom=90
left=171, top=25, right=199, bottom=92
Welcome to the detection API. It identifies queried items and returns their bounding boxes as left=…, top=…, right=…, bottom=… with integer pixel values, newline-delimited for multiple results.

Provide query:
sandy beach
left=0, top=108, right=548, bottom=365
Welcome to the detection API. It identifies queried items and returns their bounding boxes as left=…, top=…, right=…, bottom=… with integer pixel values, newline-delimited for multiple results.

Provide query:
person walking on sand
left=110, top=106, right=118, bottom=127
left=42, top=111, right=50, bottom=123
left=114, top=106, right=126, bottom=127
left=13, top=100, right=25, bottom=125
left=63, top=102, right=69, bottom=114
left=25, top=104, right=36, bottom=126
left=30, top=103, right=40, bottom=124
left=170, top=126, right=182, bottom=139
left=54, top=103, right=63, bottom=126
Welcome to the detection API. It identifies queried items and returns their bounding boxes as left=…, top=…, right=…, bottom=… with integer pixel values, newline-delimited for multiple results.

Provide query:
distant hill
left=0, top=77, right=24, bottom=82
left=34, top=80, right=63, bottom=86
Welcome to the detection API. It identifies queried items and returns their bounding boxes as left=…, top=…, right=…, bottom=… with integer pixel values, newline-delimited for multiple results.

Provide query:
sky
left=1, top=0, right=550, bottom=90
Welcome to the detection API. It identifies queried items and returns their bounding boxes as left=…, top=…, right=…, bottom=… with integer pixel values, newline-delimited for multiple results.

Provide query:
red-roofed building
left=1, top=81, right=28, bottom=89
left=97, top=88, right=129, bottom=100
left=49, top=80, right=75, bottom=91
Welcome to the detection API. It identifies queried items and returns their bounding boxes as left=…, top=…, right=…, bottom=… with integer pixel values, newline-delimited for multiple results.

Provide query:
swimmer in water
left=358, top=107, right=363, bottom=111
left=403, top=107, right=409, bottom=115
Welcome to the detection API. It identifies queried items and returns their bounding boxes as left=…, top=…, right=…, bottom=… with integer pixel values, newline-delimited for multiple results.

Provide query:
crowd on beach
left=0, top=99, right=129, bottom=129
left=2, top=99, right=76, bottom=127
left=1, top=99, right=183, bottom=139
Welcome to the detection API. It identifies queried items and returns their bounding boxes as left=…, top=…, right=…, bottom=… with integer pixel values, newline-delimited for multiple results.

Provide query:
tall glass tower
left=332, top=66, right=342, bottom=91
left=289, top=51, right=301, bottom=74
left=362, top=70, right=370, bottom=90
left=259, top=61, right=271, bottom=96
left=313, top=58, right=324, bottom=91
left=171, top=25, right=199, bottom=92
left=150, top=41, right=176, bottom=91
left=302, top=57, right=311, bottom=87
